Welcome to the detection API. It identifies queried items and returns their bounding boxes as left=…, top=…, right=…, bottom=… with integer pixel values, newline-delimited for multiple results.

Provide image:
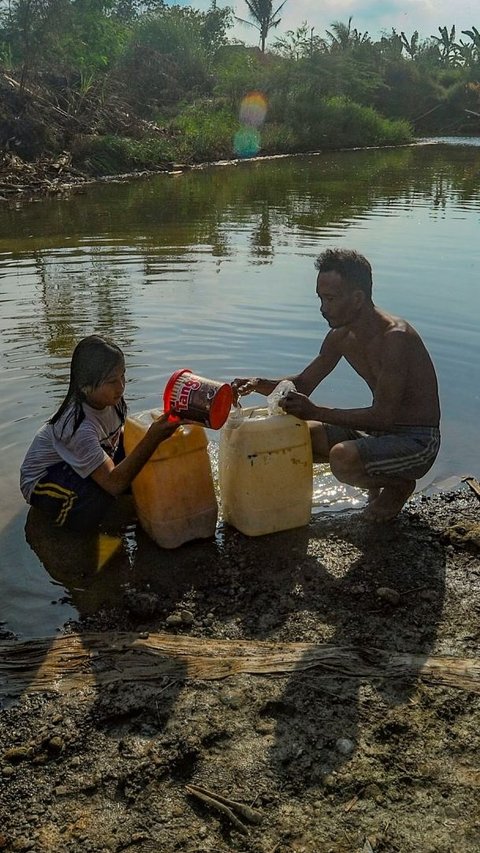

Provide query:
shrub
left=260, top=122, right=300, bottom=154
left=281, top=94, right=412, bottom=149
left=169, top=103, right=238, bottom=162
left=72, top=133, right=178, bottom=175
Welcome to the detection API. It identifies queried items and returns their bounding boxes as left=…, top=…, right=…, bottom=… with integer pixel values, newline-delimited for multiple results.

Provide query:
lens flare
left=239, top=91, right=268, bottom=128
left=233, top=127, right=261, bottom=158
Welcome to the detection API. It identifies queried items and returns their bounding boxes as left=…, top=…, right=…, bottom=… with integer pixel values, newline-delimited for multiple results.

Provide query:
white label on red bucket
left=173, top=376, right=202, bottom=412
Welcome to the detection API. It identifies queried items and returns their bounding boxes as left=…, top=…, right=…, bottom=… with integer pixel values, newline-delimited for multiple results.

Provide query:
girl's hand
left=152, top=411, right=180, bottom=439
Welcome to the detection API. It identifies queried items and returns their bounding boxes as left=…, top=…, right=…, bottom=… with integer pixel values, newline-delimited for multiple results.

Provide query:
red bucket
left=163, top=369, right=233, bottom=430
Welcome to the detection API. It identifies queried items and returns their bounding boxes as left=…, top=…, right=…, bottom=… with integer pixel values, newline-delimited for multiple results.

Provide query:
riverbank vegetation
left=0, top=1, right=479, bottom=184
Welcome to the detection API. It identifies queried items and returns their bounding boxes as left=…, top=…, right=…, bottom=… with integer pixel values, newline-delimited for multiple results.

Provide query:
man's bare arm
left=293, top=331, right=343, bottom=395
left=233, top=330, right=342, bottom=399
left=283, top=330, right=409, bottom=430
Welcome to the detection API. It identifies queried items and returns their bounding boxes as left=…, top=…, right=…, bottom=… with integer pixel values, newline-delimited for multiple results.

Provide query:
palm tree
left=326, top=17, right=370, bottom=51
left=236, top=0, right=288, bottom=53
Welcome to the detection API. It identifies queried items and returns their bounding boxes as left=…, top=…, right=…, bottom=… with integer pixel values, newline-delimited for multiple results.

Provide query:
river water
left=1, top=138, right=479, bottom=638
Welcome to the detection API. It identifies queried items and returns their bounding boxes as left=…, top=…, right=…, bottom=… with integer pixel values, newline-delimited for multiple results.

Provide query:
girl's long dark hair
left=50, top=335, right=127, bottom=437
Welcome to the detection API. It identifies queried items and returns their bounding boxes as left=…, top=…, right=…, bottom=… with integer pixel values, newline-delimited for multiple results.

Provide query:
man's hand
left=279, top=390, right=320, bottom=421
left=231, top=377, right=259, bottom=403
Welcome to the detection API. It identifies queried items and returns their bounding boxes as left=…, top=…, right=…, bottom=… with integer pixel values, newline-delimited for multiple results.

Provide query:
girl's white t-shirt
left=20, top=402, right=123, bottom=502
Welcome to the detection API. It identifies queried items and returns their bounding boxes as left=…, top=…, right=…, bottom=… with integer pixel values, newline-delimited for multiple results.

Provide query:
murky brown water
left=1, top=139, right=479, bottom=637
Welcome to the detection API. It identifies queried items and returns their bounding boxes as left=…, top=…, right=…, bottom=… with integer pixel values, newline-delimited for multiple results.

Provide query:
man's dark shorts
left=325, top=425, right=440, bottom=481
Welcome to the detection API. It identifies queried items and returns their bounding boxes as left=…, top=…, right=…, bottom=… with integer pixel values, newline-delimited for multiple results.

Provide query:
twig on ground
left=463, top=476, right=480, bottom=501
left=344, top=793, right=360, bottom=812
left=401, top=584, right=429, bottom=596
left=185, top=782, right=263, bottom=835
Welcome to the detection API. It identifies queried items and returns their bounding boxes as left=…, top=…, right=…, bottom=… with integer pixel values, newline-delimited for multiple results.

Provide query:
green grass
left=73, top=97, right=412, bottom=177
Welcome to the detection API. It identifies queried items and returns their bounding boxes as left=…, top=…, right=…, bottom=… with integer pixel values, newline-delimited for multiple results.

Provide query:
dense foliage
left=0, top=1, right=479, bottom=174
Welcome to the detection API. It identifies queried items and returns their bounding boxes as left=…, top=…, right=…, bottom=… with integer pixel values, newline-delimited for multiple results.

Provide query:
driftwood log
left=1, top=633, right=480, bottom=699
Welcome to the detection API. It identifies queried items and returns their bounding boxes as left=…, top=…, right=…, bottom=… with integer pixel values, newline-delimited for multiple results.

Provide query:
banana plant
left=430, top=24, right=460, bottom=66
left=400, top=30, right=419, bottom=59
left=461, top=25, right=480, bottom=61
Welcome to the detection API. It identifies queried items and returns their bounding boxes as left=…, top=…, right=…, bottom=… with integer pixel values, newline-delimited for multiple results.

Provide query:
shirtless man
left=233, top=248, right=441, bottom=522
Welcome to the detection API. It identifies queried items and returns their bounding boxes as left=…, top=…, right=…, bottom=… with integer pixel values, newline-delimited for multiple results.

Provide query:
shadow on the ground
left=19, top=501, right=446, bottom=790
left=255, top=509, right=447, bottom=788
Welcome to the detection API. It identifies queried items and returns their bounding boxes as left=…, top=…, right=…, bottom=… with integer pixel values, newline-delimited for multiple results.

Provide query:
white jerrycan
left=219, top=406, right=313, bottom=536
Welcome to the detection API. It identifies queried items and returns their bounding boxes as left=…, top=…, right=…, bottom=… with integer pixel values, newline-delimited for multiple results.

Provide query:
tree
left=430, top=25, right=459, bottom=66
left=377, top=29, right=404, bottom=62
left=461, top=26, right=480, bottom=64
left=326, top=17, right=370, bottom=51
left=237, top=0, right=288, bottom=53
left=119, top=5, right=229, bottom=112
left=400, top=30, right=419, bottom=60
left=0, top=0, right=68, bottom=87
left=0, top=0, right=133, bottom=80
left=273, top=21, right=326, bottom=60
left=109, top=1, right=166, bottom=21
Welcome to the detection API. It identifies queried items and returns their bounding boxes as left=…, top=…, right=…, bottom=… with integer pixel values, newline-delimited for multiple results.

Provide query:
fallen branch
left=1, top=633, right=480, bottom=699
left=463, top=476, right=480, bottom=501
left=185, top=783, right=262, bottom=835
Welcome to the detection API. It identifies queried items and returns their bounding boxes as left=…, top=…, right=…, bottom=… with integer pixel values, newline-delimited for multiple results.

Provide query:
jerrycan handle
left=267, top=380, right=296, bottom=415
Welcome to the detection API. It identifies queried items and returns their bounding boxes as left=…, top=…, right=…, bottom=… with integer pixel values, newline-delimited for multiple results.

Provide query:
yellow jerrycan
left=123, top=410, right=218, bottom=548
left=219, top=407, right=313, bottom=536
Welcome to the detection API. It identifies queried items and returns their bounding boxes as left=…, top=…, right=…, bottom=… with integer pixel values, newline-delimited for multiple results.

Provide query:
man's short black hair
left=315, top=248, right=373, bottom=300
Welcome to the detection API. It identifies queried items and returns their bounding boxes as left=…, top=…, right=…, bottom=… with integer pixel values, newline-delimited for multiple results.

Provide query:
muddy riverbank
left=1, top=487, right=479, bottom=852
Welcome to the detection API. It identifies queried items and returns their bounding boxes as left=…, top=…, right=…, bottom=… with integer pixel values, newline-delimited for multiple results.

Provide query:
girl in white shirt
left=20, top=334, right=177, bottom=531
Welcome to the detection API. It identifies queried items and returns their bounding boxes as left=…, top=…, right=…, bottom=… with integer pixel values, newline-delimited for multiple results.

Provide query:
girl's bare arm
left=90, top=413, right=178, bottom=496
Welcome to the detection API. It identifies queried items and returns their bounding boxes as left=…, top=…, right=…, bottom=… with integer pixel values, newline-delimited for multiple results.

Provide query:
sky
left=168, top=1, right=480, bottom=47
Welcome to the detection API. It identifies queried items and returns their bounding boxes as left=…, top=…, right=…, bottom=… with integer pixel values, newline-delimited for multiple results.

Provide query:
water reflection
left=23, top=498, right=225, bottom=622
left=312, top=464, right=366, bottom=512
left=1, top=139, right=479, bottom=636
left=24, top=504, right=135, bottom=617
left=2, top=144, right=480, bottom=258
left=30, top=250, right=136, bottom=362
